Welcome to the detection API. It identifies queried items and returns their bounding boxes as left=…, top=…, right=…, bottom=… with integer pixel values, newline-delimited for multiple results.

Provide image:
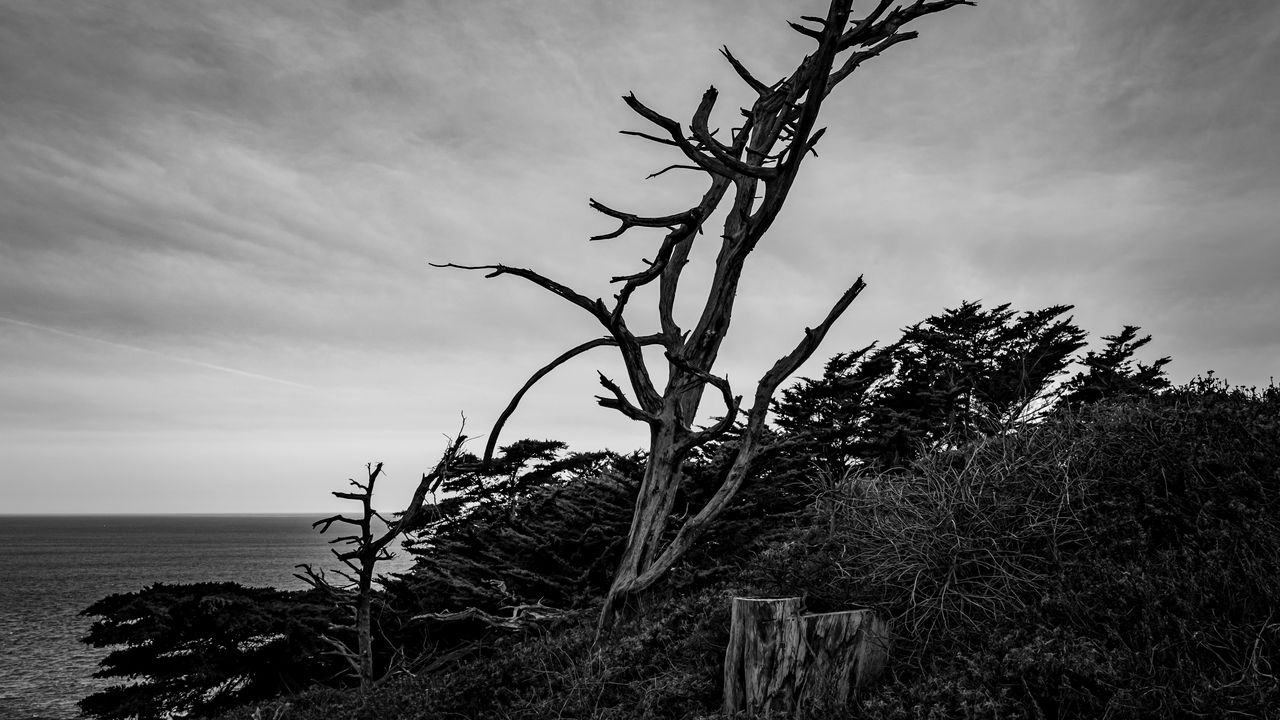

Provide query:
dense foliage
left=775, top=302, right=1090, bottom=468
left=228, top=587, right=736, bottom=720
left=1059, top=325, right=1171, bottom=408
left=79, top=583, right=347, bottom=719
left=80, top=299, right=1278, bottom=720
left=392, top=440, right=639, bottom=616
left=222, top=376, right=1278, bottom=720
left=757, top=378, right=1280, bottom=718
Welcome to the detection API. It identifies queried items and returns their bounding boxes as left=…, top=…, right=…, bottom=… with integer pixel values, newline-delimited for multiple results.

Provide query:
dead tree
left=297, top=430, right=468, bottom=693
left=436, top=0, right=972, bottom=630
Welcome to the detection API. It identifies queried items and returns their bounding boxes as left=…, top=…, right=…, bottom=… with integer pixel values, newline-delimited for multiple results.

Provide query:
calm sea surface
left=0, top=515, right=413, bottom=720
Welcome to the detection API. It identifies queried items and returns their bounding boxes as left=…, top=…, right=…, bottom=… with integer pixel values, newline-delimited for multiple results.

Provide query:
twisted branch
left=634, top=276, right=868, bottom=591
left=482, top=335, right=665, bottom=463
left=665, top=351, right=742, bottom=451
left=596, top=372, right=659, bottom=425
left=588, top=199, right=693, bottom=242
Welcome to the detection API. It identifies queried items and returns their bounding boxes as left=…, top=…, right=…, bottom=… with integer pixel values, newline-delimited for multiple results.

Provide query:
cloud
left=0, top=316, right=313, bottom=388
left=2, top=0, right=1278, bottom=512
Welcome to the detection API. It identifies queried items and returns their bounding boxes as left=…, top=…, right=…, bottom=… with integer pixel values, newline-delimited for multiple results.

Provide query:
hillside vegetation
left=81, top=303, right=1280, bottom=719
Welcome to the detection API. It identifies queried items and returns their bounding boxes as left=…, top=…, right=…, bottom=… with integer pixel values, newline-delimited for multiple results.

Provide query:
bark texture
left=723, top=597, right=889, bottom=716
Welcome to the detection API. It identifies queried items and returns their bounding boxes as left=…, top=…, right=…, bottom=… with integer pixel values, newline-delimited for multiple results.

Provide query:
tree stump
left=723, top=597, right=888, bottom=716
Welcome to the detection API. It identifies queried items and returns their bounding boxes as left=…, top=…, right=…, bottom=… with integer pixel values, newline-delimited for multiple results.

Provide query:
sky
left=2, top=0, right=1278, bottom=514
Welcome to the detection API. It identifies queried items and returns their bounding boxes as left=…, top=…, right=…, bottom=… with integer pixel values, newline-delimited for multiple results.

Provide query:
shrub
left=80, top=583, right=348, bottom=720
left=223, top=381, right=1279, bottom=720
left=230, top=584, right=738, bottom=720
left=752, top=417, right=1093, bottom=654
left=753, top=380, right=1280, bottom=718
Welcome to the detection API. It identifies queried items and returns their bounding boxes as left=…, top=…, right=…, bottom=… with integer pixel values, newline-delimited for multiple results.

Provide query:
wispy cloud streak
left=0, top=316, right=314, bottom=390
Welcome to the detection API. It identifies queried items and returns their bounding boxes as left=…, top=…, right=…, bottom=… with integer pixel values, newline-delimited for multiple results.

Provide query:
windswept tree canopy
left=775, top=301, right=1172, bottom=469
left=1061, top=325, right=1172, bottom=408
left=79, top=583, right=346, bottom=720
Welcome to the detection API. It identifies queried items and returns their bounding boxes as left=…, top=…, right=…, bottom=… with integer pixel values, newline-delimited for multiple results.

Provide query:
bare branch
left=720, top=46, right=769, bottom=95
left=482, top=335, right=665, bottom=463
left=619, top=129, right=679, bottom=147
left=838, top=0, right=896, bottom=48
left=779, top=2, right=852, bottom=173
left=806, top=126, right=828, bottom=156
left=293, top=564, right=348, bottom=598
left=624, top=92, right=774, bottom=181
left=596, top=372, right=659, bottom=425
left=633, top=276, right=867, bottom=593
left=665, top=352, right=742, bottom=450
left=431, top=262, right=608, bottom=323
left=621, top=92, right=682, bottom=134
left=413, top=602, right=562, bottom=631
left=690, top=89, right=734, bottom=158
left=312, top=514, right=362, bottom=533
left=391, top=423, right=469, bottom=535
left=829, top=31, right=918, bottom=89
left=588, top=199, right=692, bottom=241
left=645, top=164, right=703, bottom=180
left=435, top=246, right=677, bottom=418
left=610, top=230, right=691, bottom=319
left=320, top=635, right=363, bottom=675
left=688, top=88, right=777, bottom=180
left=757, top=275, right=868, bottom=400
left=788, top=20, right=825, bottom=41
left=837, top=0, right=975, bottom=56
left=658, top=176, right=732, bottom=340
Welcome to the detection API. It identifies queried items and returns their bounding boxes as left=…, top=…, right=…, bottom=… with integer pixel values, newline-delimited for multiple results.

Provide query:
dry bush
left=754, top=382, right=1280, bottom=718
left=757, top=418, right=1096, bottom=661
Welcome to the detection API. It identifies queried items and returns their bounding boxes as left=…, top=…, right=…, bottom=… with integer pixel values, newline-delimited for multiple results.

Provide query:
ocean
left=0, top=515, right=414, bottom=720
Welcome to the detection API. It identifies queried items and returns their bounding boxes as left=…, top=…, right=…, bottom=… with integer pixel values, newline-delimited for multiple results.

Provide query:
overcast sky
left=2, top=0, right=1277, bottom=514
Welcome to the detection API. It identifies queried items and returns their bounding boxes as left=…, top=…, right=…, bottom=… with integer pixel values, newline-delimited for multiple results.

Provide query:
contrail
left=0, top=315, right=314, bottom=390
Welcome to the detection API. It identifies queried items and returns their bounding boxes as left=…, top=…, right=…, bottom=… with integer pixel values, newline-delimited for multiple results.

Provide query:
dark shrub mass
left=225, top=586, right=736, bottom=720
left=755, top=378, right=1280, bottom=719
left=87, top=299, right=1277, bottom=720
left=219, top=377, right=1279, bottom=720
left=80, top=583, right=347, bottom=720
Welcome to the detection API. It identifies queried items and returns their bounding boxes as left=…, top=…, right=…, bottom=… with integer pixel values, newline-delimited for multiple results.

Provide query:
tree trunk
left=723, top=597, right=888, bottom=717
left=723, top=597, right=806, bottom=716
left=438, top=0, right=973, bottom=636
left=356, top=576, right=373, bottom=694
left=797, top=609, right=890, bottom=709
left=597, top=422, right=687, bottom=630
